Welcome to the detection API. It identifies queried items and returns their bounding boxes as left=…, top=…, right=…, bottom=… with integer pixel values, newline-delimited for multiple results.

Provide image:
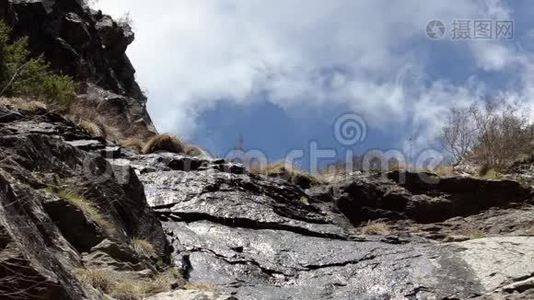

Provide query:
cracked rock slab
left=452, top=237, right=534, bottom=295
left=165, top=220, right=492, bottom=299
left=126, top=152, right=534, bottom=299
left=137, top=165, right=349, bottom=239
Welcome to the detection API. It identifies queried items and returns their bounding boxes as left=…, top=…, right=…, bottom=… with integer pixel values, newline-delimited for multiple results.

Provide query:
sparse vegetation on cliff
left=0, top=21, right=76, bottom=107
left=131, top=238, right=157, bottom=258
left=357, top=221, right=390, bottom=235
left=442, top=98, right=534, bottom=172
left=251, top=161, right=321, bottom=189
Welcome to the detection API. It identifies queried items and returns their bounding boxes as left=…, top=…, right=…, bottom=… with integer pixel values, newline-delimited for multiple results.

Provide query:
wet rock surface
left=123, top=152, right=534, bottom=299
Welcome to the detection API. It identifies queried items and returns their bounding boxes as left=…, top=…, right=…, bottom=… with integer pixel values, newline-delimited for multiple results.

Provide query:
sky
left=95, top=0, right=534, bottom=168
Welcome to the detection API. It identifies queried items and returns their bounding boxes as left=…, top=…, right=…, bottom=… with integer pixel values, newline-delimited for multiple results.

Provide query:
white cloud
left=95, top=0, right=530, bottom=148
left=471, top=42, right=516, bottom=71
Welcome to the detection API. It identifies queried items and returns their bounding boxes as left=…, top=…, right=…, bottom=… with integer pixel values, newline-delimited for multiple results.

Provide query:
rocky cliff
left=1, top=1, right=534, bottom=300
left=0, top=0, right=157, bottom=143
left=1, top=102, right=534, bottom=299
left=0, top=103, right=173, bottom=299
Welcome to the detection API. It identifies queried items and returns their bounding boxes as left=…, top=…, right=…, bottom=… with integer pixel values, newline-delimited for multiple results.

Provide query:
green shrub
left=0, top=21, right=76, bottom=107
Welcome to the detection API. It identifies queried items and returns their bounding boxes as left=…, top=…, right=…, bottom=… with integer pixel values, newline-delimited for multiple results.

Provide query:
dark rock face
left=132, top=155, right=347, bottom=239
left=43, top=197, right=105, bottom=252
left=0, top=0, right=141, bottom=99
left=0, top=0, right=157, bottom=142
left=310, top=171, right=532, bottom=225
left=0, top=104, right=169, bottom=299
left=0, top=174, right=87, bottom=300
left=71, top=83, right=158, bottom=142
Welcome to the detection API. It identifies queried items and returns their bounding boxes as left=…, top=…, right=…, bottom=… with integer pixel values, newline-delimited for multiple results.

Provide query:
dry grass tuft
left=76, top=268, right=183, bottom=300
left=141, top=134, right=184, bottom=154
left=0, top=97, right=47, bottom=112
left=119, top=138, right=145, bottom=152
left=478, top=165, right=502, bottom=180
left=119, top=135, right=208, bottom=157
left=184, top=144, right=207, bottom=157
left=358, top=221, right=390, bottom=235
left=251, top=162, right=321, bottom=189
left=461, top=227, right=487, bottom=240
left=79, top=119, right=105, bottom=138
left=75, top=268, right=114, bottom=294
left=431, top=165, right=455, bottom=177
left=45, top=187, right=117, bottom=236
left=110, top=280, right=142, bottom=300
left=131, top=238, right=157, bottom=258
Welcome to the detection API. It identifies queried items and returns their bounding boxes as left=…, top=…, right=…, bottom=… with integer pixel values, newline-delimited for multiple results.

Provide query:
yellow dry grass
left=79, top=119, right=105, bottom=138
left=141, top=134, right=184, bottom=154
left=119, top=138, right=145, bottom=152
left=76, top=268, right=182, bottom=300
left=184, top=144, right=207, bottom=157
left=478, top=166, right=503, bottom=180
left=0, top=97, right=47, bottom=111
left=131, top=238, right=157, bottom=258
left=358, top=221, right=390, bottom=235
left=461, top=227, right=487, bottom=240
left=431, top=165, right=455, bottom=177
left=250, top=161, right=321, bottom=188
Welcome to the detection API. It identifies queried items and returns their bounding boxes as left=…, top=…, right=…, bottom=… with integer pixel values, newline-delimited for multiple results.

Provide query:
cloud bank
left=96, top=0, right=533, bottom=151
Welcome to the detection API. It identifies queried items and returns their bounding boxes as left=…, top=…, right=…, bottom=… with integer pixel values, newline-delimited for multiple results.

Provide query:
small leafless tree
left=442, top=104, right=479, bottom=165
left=471, top=99, right=532, bottom=170
left=442, top=98, right=533, bottom=170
